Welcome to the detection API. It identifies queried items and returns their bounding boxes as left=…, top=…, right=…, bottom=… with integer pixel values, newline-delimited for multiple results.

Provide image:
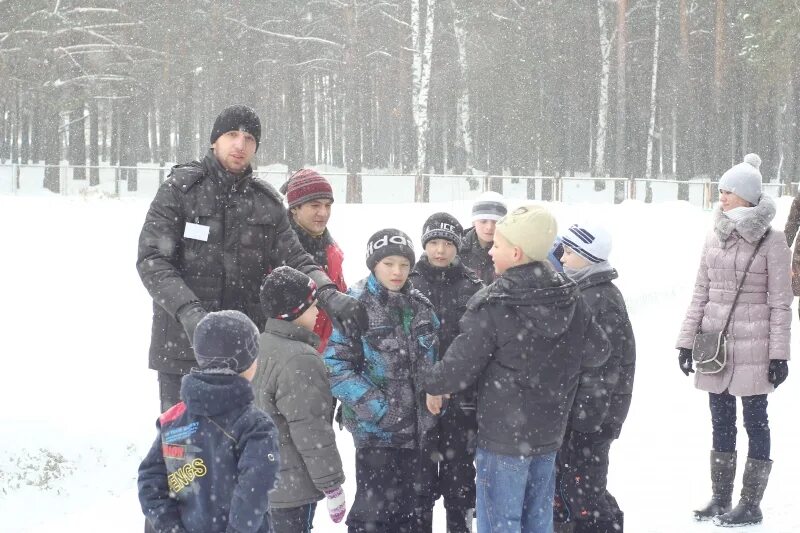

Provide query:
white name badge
left=184, top=222, right=210, bottom=242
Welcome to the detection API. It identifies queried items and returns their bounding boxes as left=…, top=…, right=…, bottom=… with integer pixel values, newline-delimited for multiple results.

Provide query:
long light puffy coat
left=677, top=195, right=792, bottom=396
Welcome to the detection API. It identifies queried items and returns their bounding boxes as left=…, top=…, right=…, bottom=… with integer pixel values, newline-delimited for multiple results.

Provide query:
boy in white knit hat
left=461, top=191, right=507, bottom=284
left=421, top=204, right=611, bottom=533
left=554, top=222, right=636, bottom=533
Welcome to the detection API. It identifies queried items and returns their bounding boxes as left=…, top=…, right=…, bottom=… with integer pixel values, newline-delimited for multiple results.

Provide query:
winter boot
left=693, top=450, right=736, bottom=520
left=714, top=458, right=772, bottom=527
left=446, top=507, right=475, bottom=533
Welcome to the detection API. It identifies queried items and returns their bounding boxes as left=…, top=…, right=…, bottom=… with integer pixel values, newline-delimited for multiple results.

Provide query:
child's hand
left=426, top=394, right=444, bottom=415
left=323, top=485, right=346, bottom=523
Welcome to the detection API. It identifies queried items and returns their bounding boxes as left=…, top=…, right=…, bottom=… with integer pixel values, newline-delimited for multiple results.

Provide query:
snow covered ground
left=1, top=193, right=798, bottom=532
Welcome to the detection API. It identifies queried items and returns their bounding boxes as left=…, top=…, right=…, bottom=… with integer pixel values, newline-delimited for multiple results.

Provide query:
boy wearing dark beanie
left=421, top=204, right=612, bottom=533
left=324, top=229, right=445, bottom=532
left=280, top=169, right=347, bottom=352
left=138, top=311, right=280, bottom=533
left=252, top=266, right=347, bottom=532
left=410, top=212, right=484, bottom=532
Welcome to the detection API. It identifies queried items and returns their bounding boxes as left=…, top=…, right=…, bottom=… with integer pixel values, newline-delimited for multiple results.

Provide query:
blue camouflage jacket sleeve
left=323, top=326, right=388, bottom=424
left=137, top=421, right=188, bottom=533
left=227, top=413, right=281, bottom=533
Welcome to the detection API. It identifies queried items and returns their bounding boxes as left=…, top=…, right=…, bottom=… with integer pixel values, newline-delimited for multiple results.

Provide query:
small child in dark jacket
left=420, top=205, right=612, bottom=533
left=253, top=266, right=347, bottom=532
left=409, top=212, right=484, bottom=533
left=324, top=228, right=444, bottom=533
left=554, top=223, right=636, bottom=533
left=138, top=310, right=280, bottom=533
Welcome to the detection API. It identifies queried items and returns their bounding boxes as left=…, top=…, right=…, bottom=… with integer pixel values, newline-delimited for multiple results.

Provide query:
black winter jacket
left=460, top=228, right=495, bottom=285
left=137, top=151, right=331, bottom=374
left=410, top=255, right=483, bottom=407
left=138, top=372, right=280, bottom=533
left=421, top=262, right=612, bottom=457
left=575, top=268, right=636, bottom=438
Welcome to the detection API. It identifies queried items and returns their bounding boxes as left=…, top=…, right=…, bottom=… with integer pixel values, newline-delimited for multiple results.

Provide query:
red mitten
left=323, top=486, right=346, bottom=523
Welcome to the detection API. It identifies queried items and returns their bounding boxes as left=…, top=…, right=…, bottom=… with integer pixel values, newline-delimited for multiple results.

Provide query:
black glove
left=177, top=303, right=208, bottom=346
left=768, top=359, right=788, bottom=388
left=678, top=348, right=694, bottom=376
left=317, top=287, right=369, bottom=338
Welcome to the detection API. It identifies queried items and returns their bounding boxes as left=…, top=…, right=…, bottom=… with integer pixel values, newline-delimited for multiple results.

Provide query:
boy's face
left=292, top=301, right=320, bottom=332
left=373, top=255, right=411, bottom=291
left=291, top=199, right=333, bottom=236
left=489, top=231, right=521, bottom=275
left=473, top=219, right=497, bottom=247
left=560, top=246, right=591, bottom=270
left=424, top=239, right=457, bottom=268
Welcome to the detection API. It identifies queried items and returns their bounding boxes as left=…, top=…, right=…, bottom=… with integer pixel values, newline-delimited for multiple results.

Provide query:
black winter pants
left=437, top=404, right=477, bottom=512
left=347, top=447, right=419, bottom=533
left=709, top=391, right=770, bottom=460
left=272, top=503, right=317, bottom=533
left=157, top=371, right=183, bottom=412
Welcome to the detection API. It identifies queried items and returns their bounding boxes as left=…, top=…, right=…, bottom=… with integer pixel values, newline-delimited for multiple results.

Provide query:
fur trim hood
left=713, top=194, right=776, bottom=244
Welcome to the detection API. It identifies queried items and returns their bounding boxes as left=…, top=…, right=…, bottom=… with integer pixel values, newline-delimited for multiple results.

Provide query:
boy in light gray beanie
left=718, top=154, right=763, bottom=205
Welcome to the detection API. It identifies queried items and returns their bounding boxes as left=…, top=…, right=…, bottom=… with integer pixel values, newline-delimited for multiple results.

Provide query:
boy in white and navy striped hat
left=555, top=220, right=636, bottom=533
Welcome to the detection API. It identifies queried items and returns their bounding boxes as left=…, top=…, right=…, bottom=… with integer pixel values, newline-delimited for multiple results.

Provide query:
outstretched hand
left=317, top=288, right=369, bottom=338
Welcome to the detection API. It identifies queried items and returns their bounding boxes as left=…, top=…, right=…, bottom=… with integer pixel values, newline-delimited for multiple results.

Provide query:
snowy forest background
left=1, top=0, right=799, bottom=201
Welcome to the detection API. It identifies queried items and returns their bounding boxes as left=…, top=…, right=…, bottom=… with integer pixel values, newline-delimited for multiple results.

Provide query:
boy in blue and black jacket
left=324, top=228, right=444, bottom=533
left=138, top=310, right=280, bottom=533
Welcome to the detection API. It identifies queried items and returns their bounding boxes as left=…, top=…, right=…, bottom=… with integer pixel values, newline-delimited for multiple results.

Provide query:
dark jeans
left=272, top=503, right=317, bottom=533
left=347, top=447, right=418, bottom=533
left=709, top=391, right=770, bottom=460
left=158, top=371, right=183, bottom=412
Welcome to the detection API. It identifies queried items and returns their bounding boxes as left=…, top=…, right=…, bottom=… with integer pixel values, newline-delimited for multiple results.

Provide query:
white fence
left=0, top=163, right=790, bottom=209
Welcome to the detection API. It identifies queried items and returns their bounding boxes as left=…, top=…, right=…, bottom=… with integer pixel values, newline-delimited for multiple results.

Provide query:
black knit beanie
left=193, top=310, right=259, bottom=373
left=421, top=212, right=463, bottom=251
left=209, top=105, right=261, bottom=151
left=365, top=228, right=416, bottom=271
left=260, top=266, right=318, bottom=321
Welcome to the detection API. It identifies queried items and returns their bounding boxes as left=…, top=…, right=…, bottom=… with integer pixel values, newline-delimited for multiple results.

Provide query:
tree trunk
left=645, top=0, right=661, bottom=181
left=344, top=0, right=363, bottom=202
left=69, top=105, right=87, bottom=180
left=43, top=102, right=60, bottom=193
left=89, top=99, right=99, bottom=186
left=451, top=0, right=474, bottom=176
left=614, top=0, right=628, bottom=202
left=412, top=0, right=436, bottom=202
left=594, top=0, right=612, bottom=178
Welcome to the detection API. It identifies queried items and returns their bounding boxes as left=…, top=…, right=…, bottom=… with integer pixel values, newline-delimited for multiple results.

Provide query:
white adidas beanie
left=718, top=153, right=762, bottom=205
left=560, top=222, right=612, bottom=264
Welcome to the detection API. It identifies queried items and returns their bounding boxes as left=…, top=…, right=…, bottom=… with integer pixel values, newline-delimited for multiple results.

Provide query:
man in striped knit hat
left=281, top=169, right=347, bottom=352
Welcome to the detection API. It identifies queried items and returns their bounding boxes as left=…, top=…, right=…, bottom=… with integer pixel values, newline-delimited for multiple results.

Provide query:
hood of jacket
left=181, top=371, right=254, bottom=417
left=485, top=262, right=579, bottom=338
left=713, top=194, right=776, bottom=244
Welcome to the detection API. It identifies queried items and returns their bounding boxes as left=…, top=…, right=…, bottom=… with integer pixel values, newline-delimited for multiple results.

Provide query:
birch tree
left=412, top=0, right=436, bottom=202
left=594, top=0, right=614, bottom=177
left=451, top=0, right=473, bottom=176
left=645, top=0, right=661, bottom=181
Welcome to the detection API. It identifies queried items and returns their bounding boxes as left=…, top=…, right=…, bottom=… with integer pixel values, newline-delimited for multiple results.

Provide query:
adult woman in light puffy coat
left=676, top=154, right=791, bottom=527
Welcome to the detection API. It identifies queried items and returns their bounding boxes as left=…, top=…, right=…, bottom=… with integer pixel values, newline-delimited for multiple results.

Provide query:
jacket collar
left=264, top=318, right=321, bottom=350
left=574, top=267, right=619, bottom=290
left=202, top=149, right=253, bottom=189
left=412, top=255, right=465, bottom=283
left=181, top=371, right=254, bottom=417
left=713, top=194, right=776, bottom=244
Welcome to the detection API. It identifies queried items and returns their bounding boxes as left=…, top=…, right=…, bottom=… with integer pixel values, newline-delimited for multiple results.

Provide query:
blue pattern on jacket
left=324, top=274, right=440, bottom=449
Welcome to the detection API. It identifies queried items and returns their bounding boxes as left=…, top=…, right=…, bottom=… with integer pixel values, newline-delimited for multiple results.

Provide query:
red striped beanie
left=283, top=169, right=334, bottom=208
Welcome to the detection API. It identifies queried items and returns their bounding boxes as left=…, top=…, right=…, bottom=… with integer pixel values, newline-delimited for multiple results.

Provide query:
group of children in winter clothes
left=138, top=186, right=636, bottom=533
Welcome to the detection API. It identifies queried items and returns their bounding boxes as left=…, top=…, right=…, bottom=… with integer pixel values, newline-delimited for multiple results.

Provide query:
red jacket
left=315, top=241, right=347, bottom=352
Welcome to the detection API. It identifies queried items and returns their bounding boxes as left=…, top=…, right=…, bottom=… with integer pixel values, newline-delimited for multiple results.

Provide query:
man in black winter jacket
left=421, top=205, right=611, bottom=533
left=410, top=212, right=484, bottom=533
left=137, top=105, right=367, bottom=412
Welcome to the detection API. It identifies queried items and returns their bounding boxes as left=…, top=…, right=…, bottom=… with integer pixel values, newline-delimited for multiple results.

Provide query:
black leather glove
left=678, top=348, right=694, bottom=376
left=177, top=303, right=208, bottom=346
left=317, top=287, right=369, bottom=338
left=768, top=359, right=788, bottom=388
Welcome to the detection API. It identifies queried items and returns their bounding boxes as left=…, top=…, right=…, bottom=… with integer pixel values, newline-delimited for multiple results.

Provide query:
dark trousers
left=709, top=391, right=770, bottom=460
left=437, top=404, right=477, bottom=514
left=158, top=371, right=183, bottom=412
left=272, top=503, right=317, bottom=533
left=347, top=447, right=419, bottom=533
